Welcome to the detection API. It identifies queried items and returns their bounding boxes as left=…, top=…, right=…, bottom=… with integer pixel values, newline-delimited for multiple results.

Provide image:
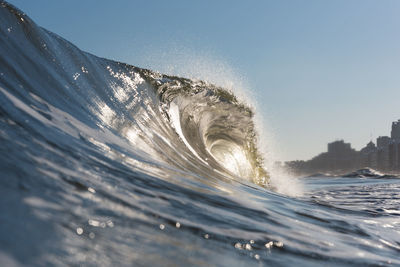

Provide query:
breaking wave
left=0, top=2, right=268, bottom=189
left=1, top=2, right=399, bottom=266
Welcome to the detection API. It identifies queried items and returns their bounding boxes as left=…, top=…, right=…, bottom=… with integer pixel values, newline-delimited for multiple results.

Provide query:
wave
left=0, top=1, right=269, bottom=189
left=3, top=2, right=400, bottom=266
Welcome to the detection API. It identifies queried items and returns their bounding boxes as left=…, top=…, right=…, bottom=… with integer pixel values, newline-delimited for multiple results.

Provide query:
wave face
left=1, top=2, right=400, bottom=266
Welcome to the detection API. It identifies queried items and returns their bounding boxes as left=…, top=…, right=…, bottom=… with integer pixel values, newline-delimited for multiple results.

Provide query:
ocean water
left=1, top=2, right=399, bottom=266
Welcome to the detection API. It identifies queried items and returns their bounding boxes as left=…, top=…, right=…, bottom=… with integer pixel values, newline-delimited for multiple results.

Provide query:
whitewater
left=0, top=2, right=399, bottom=266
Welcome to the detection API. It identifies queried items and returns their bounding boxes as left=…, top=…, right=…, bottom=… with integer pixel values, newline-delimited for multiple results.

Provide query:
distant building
left=389, top=121, right=400, bottom=170
left=326, top=140, right=358, bottom=171
left=284, top=120, right=400, bottom=176
left=391, top=120, right=400, bottom=139
left=360, top=141, right=377, bottom=169
left=376, top=136, right=390, bottom=170
left=328, top=140, right=352, bottom=154
left=388, top=140, right=400, bottom=170
left=377, top=136, right=391, bottom=148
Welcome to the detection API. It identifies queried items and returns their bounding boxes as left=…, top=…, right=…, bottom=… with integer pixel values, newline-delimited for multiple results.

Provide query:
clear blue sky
left=7, top=0, right=400, bottom=161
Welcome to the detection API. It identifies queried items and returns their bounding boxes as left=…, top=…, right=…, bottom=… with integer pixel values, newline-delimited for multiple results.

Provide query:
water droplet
left=254, top=254, right=260, bottom=260
left=89, top=232, right=95, bottom=239
left=265, top=241, right=273, bottom=249
left=175, top=222, right=181, bottom=228
left=76, top=227, right=83, bottom=235
left=234, top=243, right=242, bottom=249
left=88, top=219, right=101, bottom=227
left=159, top=224, right=165, bottom=230
left=88, top=187, right=95, bottom=193
left=204, top=234, right=209, bottom=239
